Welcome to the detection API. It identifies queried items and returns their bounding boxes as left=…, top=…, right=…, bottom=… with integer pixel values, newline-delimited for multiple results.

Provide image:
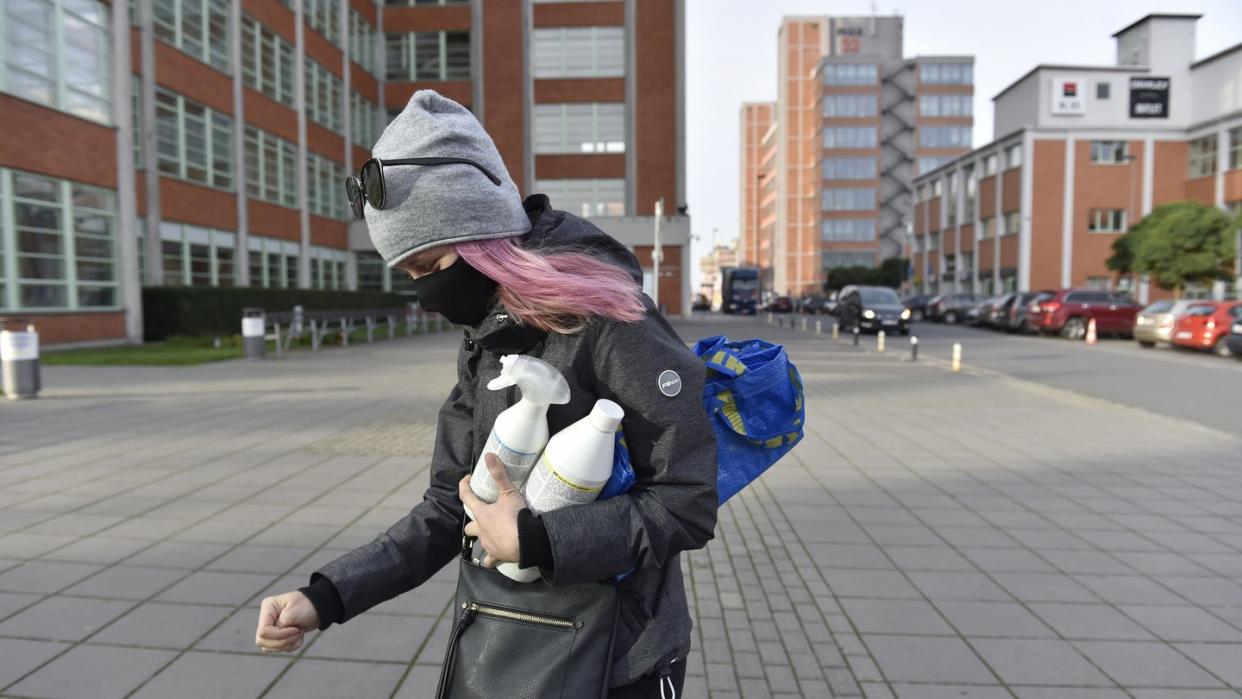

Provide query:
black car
left=837, top=285, right=911, bottom=335
left=799, top=296, right=827, bottom=315
left=903, top=294, right=933, bottom=321
left=1226, top=318, right=1242, bottom=358
left=764, top=296, right=793, bottom=313
left=1006, top=290, right=1053, bottom=333
left=930, top=293, right=980, bottom=324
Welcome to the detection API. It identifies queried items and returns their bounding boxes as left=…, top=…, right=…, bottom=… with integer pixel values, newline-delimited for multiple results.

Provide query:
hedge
left=142, top=286, right=412, bottom=341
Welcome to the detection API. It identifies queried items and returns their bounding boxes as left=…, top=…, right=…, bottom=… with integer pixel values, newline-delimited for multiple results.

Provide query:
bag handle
left=701, top=347, right=747, bottom=378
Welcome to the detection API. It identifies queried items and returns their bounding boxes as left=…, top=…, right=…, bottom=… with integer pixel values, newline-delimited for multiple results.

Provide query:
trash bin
left=0, top=319, right=40, bottom=400
left=242, top=308, right=266, bottom=360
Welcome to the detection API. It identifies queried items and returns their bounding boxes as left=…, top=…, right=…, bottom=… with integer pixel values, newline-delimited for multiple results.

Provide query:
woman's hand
left=460, top=453, right=526, bottom=567
left=254, top=591, right=319, bottom=653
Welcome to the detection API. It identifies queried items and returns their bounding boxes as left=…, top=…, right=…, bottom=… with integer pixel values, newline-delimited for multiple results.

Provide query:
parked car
left=902, top=294, right=933, bottom=321
left=691, top=294, right=711, bottom=312
left=1004, top=291, right=1052, bottom=333
left=836, top=285, right=911, bottom=335
left=964, top=297, right=994, bottom=326
left=764, top=296, right=793, bottom=313
left=1171, top=301, right=1242, bottom=357
left=929, top=293, right=981, bottom=324
left=1133, top=299, right=1217, bottom=348
left=1226, top=319, right=1242, bottom=358
left=972, top=295, right=1010, bottom=328
left=798, top=296, right=827, bottom=315
left=823, top=290, right=840, bottom=315
left=1027, top=289, right=1141, bottom=339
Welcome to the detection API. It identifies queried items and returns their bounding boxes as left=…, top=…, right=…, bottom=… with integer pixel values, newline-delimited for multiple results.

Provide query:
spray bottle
left=498, top=399, right=625, bottom=583
left=464, top=354, right=570, bottom=521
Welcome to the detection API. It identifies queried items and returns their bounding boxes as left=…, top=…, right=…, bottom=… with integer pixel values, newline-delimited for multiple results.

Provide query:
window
left=154, top=87, right=234, bottom=189
left=1188, top=134, right=1218, bottom=178
left=920, top=62, right=972, bottom=85
left=822, top=64, right=877, bottom=86
left=533, top=27, right=623, bottom=78
left=304, top=58, right=343, bottom=132
left=247, top=235, right=300, bottom=288
left=822, top=158, right=876, bottom=180
left=822, top=94, right=877, bottom=117
left=386, top=31, right=471, bottom=81
left=1090, top=141, right=1129, bottom=164
left=312, top=246, right=346, bottom=289
left=1088, top=208, right=1126, bottom=232
left=355, top=250, right=386, bottom=291
left=1230, top=126, right=1242, bottom=171
left=980, top=216, right=995, bottom=239
left=823, top=251, right=877, bottom=269
left=157, top=223, right=235, bottom=287
left=1004, top=211, right=1020, bottom=235
left=822, top=188, right=876, bottom=211
left=2, top=169, right=118, bottom=310
left=1004, top=143, right=1022, bottom=169
left=349, top=9, right=378, bottom=76
left=304, top=0, right=339, bottom=45
left=385, top=0, right=467, bottom=5
left=244, top=126, right=298, bottom=207
left=822, top=219, right=876, bottom=242
left=535, top=179, right=624, bottom=218
left=152, top=0, right=230, bottom=72
left=932, top=179, right=942, bottom=196
left=918, top=94, right=973, bottom=117
left=307, top=152, right=345, bottom=220
left=822, top=127, right=877, bottom=149
left=1096, top=82, right=1111, bottom=100
left=983, top=154, right=998, bottom=176
left=918, top=157, right=952, bottom=175
left=919, top=126, right=971, bottom=148
left=2, top=0, right=112, bottom=124
left=351, top=93, right=380, bottom=149
left=533, top=103, right=625, bottom=154
left=242, top=15, right=295, bottom=107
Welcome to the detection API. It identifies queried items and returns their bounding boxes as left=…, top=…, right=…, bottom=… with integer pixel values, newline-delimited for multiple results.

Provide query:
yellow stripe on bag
left=710, top=350, right=747, bottom=377
left=718, top=389, right=748, bottom=436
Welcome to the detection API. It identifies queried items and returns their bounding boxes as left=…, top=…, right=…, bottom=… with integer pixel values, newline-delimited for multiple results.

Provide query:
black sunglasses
left=345, top=157, right=502, bottom=219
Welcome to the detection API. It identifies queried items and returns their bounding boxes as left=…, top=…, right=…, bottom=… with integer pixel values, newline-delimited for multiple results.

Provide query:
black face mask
left=408, top=256, right=498, bottom=327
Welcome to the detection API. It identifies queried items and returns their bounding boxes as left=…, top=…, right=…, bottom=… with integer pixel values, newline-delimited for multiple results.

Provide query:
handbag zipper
left=468, top=602, right=579, bottom=630
left=435, top=603, right=478, bottom=699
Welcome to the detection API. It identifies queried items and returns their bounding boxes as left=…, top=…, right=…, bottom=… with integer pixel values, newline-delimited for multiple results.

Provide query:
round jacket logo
left=657, top=369, right=682, bottom=397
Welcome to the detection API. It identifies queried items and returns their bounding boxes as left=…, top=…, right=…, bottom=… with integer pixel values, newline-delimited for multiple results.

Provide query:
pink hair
left=455, top=236, right=646, bottom=334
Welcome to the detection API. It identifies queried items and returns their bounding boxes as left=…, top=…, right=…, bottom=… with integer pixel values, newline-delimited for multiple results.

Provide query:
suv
left=836, top=285, right=911, bottom=334
left=928, top=293, right=979, bottom=324
left=1027, top=289, right=1141, bottom=340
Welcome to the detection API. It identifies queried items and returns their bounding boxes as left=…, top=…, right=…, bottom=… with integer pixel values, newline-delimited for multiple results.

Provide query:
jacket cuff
left=517, top=508, right=554, bottom=570
left=299, top=573, right=345, bottom=631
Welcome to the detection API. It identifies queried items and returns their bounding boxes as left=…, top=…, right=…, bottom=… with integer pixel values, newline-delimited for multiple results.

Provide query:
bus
left=718, top=267, right=760, bottom=314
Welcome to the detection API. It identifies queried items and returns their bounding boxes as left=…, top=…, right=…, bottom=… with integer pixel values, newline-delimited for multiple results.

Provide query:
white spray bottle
left=464, top=354, right=570, bottom=522
left=498, top=399, right=625, bottom=583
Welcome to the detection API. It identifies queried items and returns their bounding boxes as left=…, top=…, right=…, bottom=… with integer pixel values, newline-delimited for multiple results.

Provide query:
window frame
left=1087, top=208, right=1127, bottom=233
left=1090, top=140, right=1130, bottom=165
left=386, top=30, right=471, bottom=82
left=1188, top=134, right=1218, bottom=179
left=532, top=26, right=624, bottom=79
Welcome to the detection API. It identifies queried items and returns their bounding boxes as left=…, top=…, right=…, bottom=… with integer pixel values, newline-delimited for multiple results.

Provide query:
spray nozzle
left=486, top=354, right=571, bottom=406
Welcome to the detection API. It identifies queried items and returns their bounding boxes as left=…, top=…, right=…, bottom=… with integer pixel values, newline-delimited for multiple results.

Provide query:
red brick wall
left=1029, top=139, right=1064, bottom=291
left=28, top=313, right=126, bottom=345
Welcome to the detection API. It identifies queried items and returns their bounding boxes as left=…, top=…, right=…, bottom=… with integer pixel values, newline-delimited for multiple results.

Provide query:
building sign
left=1129, top=77, right=1169, bottom=118
left=1051, top=77, right=1086, bottom=115
left=835, top=25, right=863, bottom=54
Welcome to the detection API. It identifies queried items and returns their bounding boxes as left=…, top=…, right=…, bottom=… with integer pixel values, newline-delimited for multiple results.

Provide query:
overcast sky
left=684, top=0, right=1242, bottom=287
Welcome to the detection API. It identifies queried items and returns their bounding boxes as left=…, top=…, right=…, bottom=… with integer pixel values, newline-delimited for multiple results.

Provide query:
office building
left=912, top=14, right=1242, bottom=301
left=0, top=0, right=688, bottom=345
left=738, top=15, right=972, bottom=300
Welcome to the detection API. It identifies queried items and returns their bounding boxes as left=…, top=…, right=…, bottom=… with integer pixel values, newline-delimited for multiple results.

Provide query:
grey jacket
left=311, top=195, right=719, bottom=685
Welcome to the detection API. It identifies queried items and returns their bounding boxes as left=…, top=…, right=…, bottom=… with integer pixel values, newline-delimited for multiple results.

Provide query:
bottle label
left=470, top=429, right=542, bottom=503
left=523, top=452, right=603, bottom=514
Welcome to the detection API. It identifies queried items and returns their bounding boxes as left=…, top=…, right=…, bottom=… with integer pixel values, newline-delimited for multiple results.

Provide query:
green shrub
left=142, top=286, right=411, bottom=341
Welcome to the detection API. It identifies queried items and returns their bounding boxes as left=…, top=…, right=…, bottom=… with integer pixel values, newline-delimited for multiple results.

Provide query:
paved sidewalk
left=1, top=315, right=1240, bottom=698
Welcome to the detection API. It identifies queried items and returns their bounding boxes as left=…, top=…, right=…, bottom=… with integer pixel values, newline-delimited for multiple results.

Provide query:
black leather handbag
left=435, top=528, right=622, bottom=699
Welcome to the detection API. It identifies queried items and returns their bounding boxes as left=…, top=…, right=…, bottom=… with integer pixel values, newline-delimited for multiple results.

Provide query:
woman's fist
left=255, top=591, right=320, bottom=653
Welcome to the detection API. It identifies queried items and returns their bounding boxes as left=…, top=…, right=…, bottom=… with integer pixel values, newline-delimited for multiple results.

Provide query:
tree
left=822, top=258, right=909, bottom=292
left=1113, top=201, right=1238, bottom=297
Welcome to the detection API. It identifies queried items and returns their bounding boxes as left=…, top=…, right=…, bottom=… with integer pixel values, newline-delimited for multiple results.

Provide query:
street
left=1, top=314, right=1240, bottom=698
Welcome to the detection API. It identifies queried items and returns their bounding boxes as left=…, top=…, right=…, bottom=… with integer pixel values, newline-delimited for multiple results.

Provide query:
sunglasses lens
left=362, top=161, right=384, bottom=209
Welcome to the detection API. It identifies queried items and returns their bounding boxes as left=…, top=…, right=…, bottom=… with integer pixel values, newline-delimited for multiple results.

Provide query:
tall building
left=738, top=101, right=773, bottom=269
left=0, top=0, right=688, bottom=346
left=743, top=15, right=973, bottom=299
left=912, top=13, right=1242, bottom=301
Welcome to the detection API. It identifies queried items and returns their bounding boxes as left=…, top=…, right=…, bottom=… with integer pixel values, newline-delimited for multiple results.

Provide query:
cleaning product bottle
left=464, top=354, right=570, bottom=521
left=497, top=399, right=625, bottom=583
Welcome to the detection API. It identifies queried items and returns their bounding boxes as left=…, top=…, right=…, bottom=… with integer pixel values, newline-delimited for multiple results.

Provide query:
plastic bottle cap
left=587, top=399, right=624, bottom=433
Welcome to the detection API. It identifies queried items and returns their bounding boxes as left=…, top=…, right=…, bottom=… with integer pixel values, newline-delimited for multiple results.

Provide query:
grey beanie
left=365, top=90, right=530, bottom=267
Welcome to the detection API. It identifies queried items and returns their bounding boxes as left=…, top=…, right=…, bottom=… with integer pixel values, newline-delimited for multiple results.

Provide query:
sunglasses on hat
left=344, top=157, right=502, bottom=220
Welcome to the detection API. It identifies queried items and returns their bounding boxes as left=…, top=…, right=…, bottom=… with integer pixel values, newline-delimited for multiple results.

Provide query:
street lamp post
left=653, top=197, right=663, bottom=312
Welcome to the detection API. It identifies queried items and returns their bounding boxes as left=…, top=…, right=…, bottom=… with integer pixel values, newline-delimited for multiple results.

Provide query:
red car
left=1027, top=288, right=1141, bottom=340
left=1171, top=301, right=1242, bottom=357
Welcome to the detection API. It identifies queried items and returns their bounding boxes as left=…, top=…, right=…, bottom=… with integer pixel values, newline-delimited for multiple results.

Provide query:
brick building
left=738, top=15, right=973, bottom=301
left=0, top=0, right=688, bottom=346
left=912, top=13, right=1242, bottom=302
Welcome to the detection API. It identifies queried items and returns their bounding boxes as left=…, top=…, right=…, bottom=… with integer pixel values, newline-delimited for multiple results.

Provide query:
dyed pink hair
left=455, top=236, right=646, bottom=334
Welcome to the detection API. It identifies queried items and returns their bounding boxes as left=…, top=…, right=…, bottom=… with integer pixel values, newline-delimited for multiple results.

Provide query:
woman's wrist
left=298, top=574, right=345, bottom=631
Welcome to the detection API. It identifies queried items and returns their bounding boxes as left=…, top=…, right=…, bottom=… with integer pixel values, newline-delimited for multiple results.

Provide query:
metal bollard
left=815, top=320, right=822, bottom=335
left=366, top=317, right=375, bottom=344
left=310, top=319, right=320, bottom=352
left=0, top=320, right=41, bottom=399
left=341, top=318, right=349, bottom=347
left=952, top=342, right=962, bottom=372
left=832, top=322, right=840, bottom=341
left=767, top=312, right=773, bottom=324
left=242, top=308, right=265, bottom=360
left=801, top=317, right=808, bottom=332
left=877, top=330, right=886, bottom=353
left=291, top=305, right=304, bottom=337
left=387, top=315, right=396, bottom=340
left=910, top=336, right=919, bottom=362
left=273, top=323, right=283, bottom=357
left=852, top=326, right=860, bottom=346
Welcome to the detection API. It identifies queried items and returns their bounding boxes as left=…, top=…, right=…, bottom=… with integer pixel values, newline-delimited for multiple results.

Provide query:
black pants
left=608, top=660, right=687, bottom=698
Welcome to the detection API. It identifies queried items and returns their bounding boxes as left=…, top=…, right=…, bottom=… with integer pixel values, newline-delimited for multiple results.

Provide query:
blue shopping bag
left=600, top=335, right=804, bottom=507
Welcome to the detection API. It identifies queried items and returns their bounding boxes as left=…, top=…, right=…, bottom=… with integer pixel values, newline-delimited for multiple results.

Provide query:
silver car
left=1133, top=300, right=1215, bottom=347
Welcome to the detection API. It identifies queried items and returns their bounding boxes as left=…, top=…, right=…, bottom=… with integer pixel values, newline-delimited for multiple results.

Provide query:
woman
left=254, top=90, right=717, bottom=697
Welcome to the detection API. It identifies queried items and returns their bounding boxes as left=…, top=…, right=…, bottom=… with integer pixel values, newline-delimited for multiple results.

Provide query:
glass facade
left=822, top=158, right=877, bottom=180
left=822, top=219, right=876, bottom=242
left=822, top=188, right=876, bottom=211
left=822, top=64, right=877, bottom=85
left=533, top=103, right=625, bottom=154
left=919, top=62, right=972, bottom=85
left=822, top=94, right=877, bottom=118
left=532, top=27, right=624, bottom=78
left=155, top=86, right=234, bottom=190
left=822, top=127, right=877, bottom=149
left=2, top=0, right=112, bottom=124
left=535, top=179, right=625, bottom=218
left=244, top=126, right=299, bottom=208
left=823, top=251, right=877, bottom=269
left=386, top=31, right=471, bottom=81
left=241, top=15, right=295, bottom=107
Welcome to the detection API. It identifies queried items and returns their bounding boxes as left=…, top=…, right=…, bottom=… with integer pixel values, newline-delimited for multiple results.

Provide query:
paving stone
left=992, top=572, right=1100, bottom=603
left=1012, top=688, right=1128, bottom=698
left=262, top=658, right=407, bottom=699
left=0, top=595, right=133, bottom=642
left=864, top=635, right=996, bottom=684
left=892, top=685, right=1011, bottom=698
left=0, top=636, right=70, bottom=688
left=129, top=650, right=289, bottom=699
left=1120, top=605, right=1242, bottom=643
left=5, top=643, right=176, bottom=699
left=841, top=598, right=954, bottom=635
left=906, top=571, right=1012, bottom=602
left=1073, top=640, right=1226, bottom=689
left=1171, top=643, right=1242, bottom=686
left=1028, top=603, right=1156, bottom=641
left=155, top=570, right=276, bottom=606
left=1073, top=574, right=1189, bottom=605
left=970, top=637, right=1112, bottom=686
left=63, top=565, right=189, bottom=601
left=935, top=600, right=1055, bottom=638
left=0, top=560, right=104, bottom=593
left=92, top=602, right=232, bottom=649
left=822, top=569, right=922, bottom=599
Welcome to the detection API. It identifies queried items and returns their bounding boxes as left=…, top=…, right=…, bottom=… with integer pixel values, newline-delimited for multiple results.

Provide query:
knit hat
left=365, top=90, right=530, bottom=268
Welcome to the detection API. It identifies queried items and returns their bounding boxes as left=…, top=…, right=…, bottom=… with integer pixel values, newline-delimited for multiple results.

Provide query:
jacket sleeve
left=307, top=354, right=475, bottom=624
left=538, top=302, right=718, bottom=585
